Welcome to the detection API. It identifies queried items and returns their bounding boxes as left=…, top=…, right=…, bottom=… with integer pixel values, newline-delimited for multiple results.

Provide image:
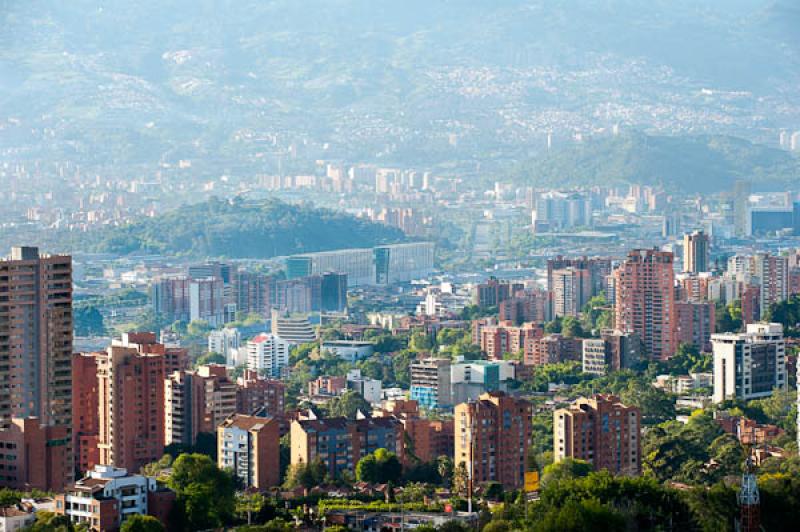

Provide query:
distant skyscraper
left=733, top=180, right=751, bottom=238
left=613, top=249, right=677, bottom=360
left=550, top=267, right=591, bottom=318
left=683, top=230, right=710, bottom=273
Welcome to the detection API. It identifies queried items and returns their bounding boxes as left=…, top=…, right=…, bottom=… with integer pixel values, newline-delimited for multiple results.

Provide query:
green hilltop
left=513, top=132, right=800, bottom=193
left=76, top=197, right=405, bottom=258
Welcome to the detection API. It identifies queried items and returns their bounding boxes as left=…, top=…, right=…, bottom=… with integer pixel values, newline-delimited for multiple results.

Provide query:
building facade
left=454, top=392, right=532, bottom=490
left=712, top=323, right=787, bottom=403
left=218, top=415, right=281, bottom=489
left=613, top=249, right=677, bottom=360
left=554, top=395, right=641, bottom=475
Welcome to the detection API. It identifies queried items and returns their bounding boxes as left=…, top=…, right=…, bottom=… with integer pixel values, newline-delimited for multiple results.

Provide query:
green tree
left=715, top=300, right=742, bottom=333
left=120, top=515, right=165, bottom=532
left=325, top=390, right=372, bottom=419
left=26, top=512, right=75, bottom=532
left=532, top=498, right=626, bottom=532
left=168, top=453, right=235, bottom=530
left=0, top=488, right=21, bottom=507
left=437, top=456, right=454, bottom=488
left=541, top=459, right=592, bottom=486
left=236, top=492, right=266, bottom=525
left=410, top=332, right=434, bottom=352
left=196, top=352, right=226, bottom=366
left=356, top=448, right=402, bottom=484
left=283, top=458, right=326, bottom=489
left=560, top=316, right=586, bottom=338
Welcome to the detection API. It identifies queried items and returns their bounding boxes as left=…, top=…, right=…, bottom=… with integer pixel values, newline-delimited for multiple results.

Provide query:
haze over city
left=0, top=2, right=799, bottom=531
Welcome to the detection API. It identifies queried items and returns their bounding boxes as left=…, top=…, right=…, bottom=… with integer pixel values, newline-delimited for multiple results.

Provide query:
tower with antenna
left=737, top=455, right=760, bottom=532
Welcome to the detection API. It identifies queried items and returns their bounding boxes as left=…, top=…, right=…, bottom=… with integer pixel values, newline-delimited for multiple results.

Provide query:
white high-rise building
left=712, top=323, right=786, bottom=403
left=208, top=327, right=242, bottom=366
left=246, top=333, right=290, bottom=378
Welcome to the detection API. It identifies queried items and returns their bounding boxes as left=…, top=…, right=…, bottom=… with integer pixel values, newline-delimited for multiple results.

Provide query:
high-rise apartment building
left=72, top=352, right=101, bottom=474
left=498, top=288, right=548, bottom=324
left=750, top=253, right=788, bottom=319
left=0, top=246, right=73, bottom=491
left=550, top=267, right=591, bottom=318
left=97, top=344, right=165, bottom=473
left=454, top=392, right=532, bottom=490
left=613, top=249, right=677, bottom=360
left=208, top=327, right=241, bottom=366
left=164, top=365, right=237, bottom=447
left=246, top=333, right=290, bottom=378
left=683, top=230, right=710, bottom=273
left=474, top=278, right=524, bottom=309
left=675, top=301, right=716, bottom=352
left=712, top=323, right=786, bottom=403
left=547, top=256, right=612, bottom=300
left=410, top=358, right=452, bottom=408
left=733, top=180, right=751, bottom=237
left=581, top=330, right=642, bottom=375
left=554, top=395, right=641, bottom=475
left=218, top=415, right=281, bottom=489
left=151, top=276, right=225, bottom=327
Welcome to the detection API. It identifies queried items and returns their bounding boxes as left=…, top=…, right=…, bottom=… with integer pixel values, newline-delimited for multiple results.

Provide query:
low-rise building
left=321, top=340, right=375, bottom=362
left=54, top=465, right=174, bottom=532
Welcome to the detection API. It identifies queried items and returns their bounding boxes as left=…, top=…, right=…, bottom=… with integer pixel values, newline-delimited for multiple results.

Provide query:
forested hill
left=513, top=132, right=800, bottom=193
left=75, top=198, right=405, bottom=258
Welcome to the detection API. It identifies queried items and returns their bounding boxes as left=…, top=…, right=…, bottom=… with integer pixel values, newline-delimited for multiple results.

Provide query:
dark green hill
left=77, top=197, right=405, bottom=258
left=514, top=132, right=800, bottom=193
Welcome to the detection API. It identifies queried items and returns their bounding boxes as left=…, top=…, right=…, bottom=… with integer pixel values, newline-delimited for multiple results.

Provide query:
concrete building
left=270, top=311, right=316, bottom=345
left=151, top=276, right=225, bottom=327
left=683, top=230, right=710, bottom=274
left=547, top=256, right=612, bottom=300
left=450, top=361, right=515, bottom=404
left=751, top=253, right=789, bottom=319
left=321, top=340, right=374, bottom=362
left=97, top=345, right=165, bottom=474
left=554, top=395, right=641, bottom=475
left=208, top=328, right=241, bottom=366
left=455, top=392, right=532, bottom=490
left=613, top=249, right=677, bottom=360
left=550, top=267, right=591, bottom=318
left=54, top=465, right=174, bottom=531
left=290, top=415, right=404, bottom=478
left=164, top=365, right=237, bottom=447
left=410, top=358, right=452, bottom=409
left=246, top=333, right=290, bottom=378
left=476, top=320, right=542, bottom=360
left=346, top=370, right=383, bottom=404
left=235, top=370, right=285, bottom=417
left=286, top=242, right=434, bottom=287
left=712, top=323, right=787, bottom=403
left=0, top=246, right=73, bottom=491
left=582, top=330, right=642, bottom=375
left=218, top=415, right=281, bottom=489
left=473, top=278, right=523, bottom=309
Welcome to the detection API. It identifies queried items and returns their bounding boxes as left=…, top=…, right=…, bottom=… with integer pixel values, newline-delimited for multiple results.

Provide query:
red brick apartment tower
left=72, top=352, right=101, bottom=474
left=454, top=392, right=532, bottom=490
left=0, top=246, right=73, bottom=491
left=98, top=345, right=165, bottom=473
left=554, top=395, right=641, bottom=475
left=614, top=249, right=677, bottom=360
